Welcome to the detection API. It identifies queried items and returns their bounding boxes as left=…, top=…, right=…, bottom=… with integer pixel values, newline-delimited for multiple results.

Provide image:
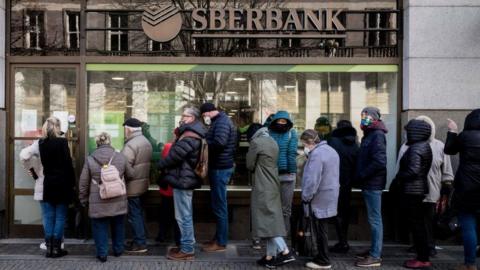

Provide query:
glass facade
left=87, top=64, right=398, bottom=187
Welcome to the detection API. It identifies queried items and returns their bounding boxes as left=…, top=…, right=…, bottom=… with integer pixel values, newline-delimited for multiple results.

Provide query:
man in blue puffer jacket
left=268, top=111, right=298, bottom=237
left=200, top=103, right=237, bottom=252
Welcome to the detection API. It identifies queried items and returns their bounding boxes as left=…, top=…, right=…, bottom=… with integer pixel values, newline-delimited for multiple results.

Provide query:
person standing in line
left=121, top=118, right=153, bottom=253
left=158, top=107, right=206, bottom=261
left=267, top=111, right=298, bottom=238
left=395, top=115, right=454, bottom=257
left=79, top=132, right=128, bottom=263
left=354, top=107, right=388, bottom=268
left=301, top=129, right=340, bottom=270
left=314, top=116, right=333, bottom=141
left=200, top=103, right=237, bottom=252
left=328, top=120, right=359, bottom=254
left=246, top=123, right=296, bottom=268
left=444, top=109, right=480, bottom=270
left=38, top=116, right=75, bottom=258
left=396, top=120, right=433, bottom=268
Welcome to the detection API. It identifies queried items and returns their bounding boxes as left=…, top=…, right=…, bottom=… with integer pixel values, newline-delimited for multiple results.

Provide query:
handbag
left=293, top=202, right=318, bottom=257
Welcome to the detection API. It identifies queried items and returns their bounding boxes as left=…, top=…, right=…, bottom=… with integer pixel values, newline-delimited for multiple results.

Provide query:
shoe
left=167, top=250, right=195, bottom=261
left=306, top=261, right=332, bottom=269
left=168, top=247, right=181, bottom=255
left=202, top=241, right=226, bottom=252
left=202, top=239, right=216, bottom=245
left=256, top=256, right=276, bottom=269
left=113, top=252, right=122, bottom=257
left=51, top=238, right=68, bottom=258
left=355, top=250, right=370, bottom=259
left=403, top=259, right=432, bottom=269
left=96, top=256, right=107, bottom=263
left=429, top=247, right=437, bottom=257
left=45, top=238, right=52, bottom=258
left=275, top=250, right=296, bottom=265
left=454, top=265, right=478, bottom=270
left=252, top=239, right=262, bottom=250
left=125, top=243, right=148, bottom=253
left=355, top=256, right=382, bottom=267
left=329, top=242, right=350, bottom=253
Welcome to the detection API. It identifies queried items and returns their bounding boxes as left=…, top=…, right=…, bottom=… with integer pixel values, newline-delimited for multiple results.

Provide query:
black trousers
left=405, top=194, right=430, bottom=262
left=157, top=195, right=180, bottom=246
left=333, top=186, right=351, bottom=245
left=313, top=217, right=330, bottom=264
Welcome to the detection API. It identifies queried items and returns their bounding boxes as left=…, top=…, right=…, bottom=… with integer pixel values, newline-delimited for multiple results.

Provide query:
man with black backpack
left=158, top=106, right=207, bottom=261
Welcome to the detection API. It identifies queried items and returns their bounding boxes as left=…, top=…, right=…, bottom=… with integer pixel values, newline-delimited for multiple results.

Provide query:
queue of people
left=18, top=105, right=480, bottom=270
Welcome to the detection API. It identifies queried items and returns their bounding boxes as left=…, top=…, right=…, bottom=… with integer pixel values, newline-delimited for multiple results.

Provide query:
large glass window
left=87, top=64, right=398, bottom=188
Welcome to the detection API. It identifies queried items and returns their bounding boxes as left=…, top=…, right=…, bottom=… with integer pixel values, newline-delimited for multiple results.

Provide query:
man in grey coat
left=121, top=118, right=153, bottom=253
left=246, top=124, right=295, bottom=268
left=395, top=115, right=454, bottom=256
left=300, top=129, right=340, bottom=270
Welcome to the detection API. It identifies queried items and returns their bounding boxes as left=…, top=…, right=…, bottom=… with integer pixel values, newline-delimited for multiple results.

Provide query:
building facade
left=2, top=0, right=475, bottom=241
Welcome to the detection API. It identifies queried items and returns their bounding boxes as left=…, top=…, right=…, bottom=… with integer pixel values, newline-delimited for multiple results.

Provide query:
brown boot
left=202, top=241, right=226, bottom=252
left=167, top=249, right=195, bottom=261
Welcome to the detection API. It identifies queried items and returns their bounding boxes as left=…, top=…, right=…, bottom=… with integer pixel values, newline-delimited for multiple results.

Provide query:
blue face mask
left=360, top=117, right=372, bottom=127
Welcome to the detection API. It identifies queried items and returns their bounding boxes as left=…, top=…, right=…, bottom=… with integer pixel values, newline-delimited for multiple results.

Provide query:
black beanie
left=200, top=103, right=217, bottom=114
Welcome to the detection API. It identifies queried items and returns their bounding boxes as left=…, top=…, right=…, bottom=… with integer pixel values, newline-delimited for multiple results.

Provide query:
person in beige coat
left=79, top=132, right=128, bottom=263
left=121, top=118, right=152, bottom=253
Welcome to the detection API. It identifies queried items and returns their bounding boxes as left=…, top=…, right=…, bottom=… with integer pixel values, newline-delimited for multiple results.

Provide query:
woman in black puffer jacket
left=396, top=119, right=433, bottom=268
left=444, top=109, right=480, bottom=270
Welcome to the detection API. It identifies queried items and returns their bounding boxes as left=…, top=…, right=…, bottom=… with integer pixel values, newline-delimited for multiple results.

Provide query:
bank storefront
left=6, top=0, right=400, bottom=239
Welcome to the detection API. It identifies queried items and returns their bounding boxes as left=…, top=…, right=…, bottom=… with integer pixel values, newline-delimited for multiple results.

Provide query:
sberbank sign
left=142, top=5, right=346, bottom=42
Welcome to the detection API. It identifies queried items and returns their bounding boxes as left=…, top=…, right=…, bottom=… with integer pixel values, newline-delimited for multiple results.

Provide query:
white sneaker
left=40, top=241, right=64, bottom=250
left=306, top=261, right=332, bottom=269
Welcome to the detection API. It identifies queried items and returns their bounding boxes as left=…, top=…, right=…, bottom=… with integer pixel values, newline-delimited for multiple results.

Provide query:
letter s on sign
left=192, top=8, right=207, bottom=30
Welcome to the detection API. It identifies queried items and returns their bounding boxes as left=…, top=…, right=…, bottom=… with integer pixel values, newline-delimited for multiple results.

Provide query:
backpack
left=179, top=131, right=209, bottom=183
left=89, top=153, right=126, bottom=200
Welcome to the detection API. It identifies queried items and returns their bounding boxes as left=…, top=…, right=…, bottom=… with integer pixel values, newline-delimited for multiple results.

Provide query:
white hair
left=125, top=126, right=142, bottom=132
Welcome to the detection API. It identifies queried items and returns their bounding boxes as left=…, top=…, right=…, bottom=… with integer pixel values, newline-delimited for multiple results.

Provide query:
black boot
left=51, top=238, right=68, bottom=258
left=45, top=238, right=53, bottom=258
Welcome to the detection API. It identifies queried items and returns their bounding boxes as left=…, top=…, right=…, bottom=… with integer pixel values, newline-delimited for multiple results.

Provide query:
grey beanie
left=362, top=107, right=381, bottom=120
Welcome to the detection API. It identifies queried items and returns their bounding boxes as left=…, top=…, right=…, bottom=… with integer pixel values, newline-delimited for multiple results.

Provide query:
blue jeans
left=458, top=212, right=477, bottom=265
left=40, top=202, right=68, bottom=240
left=265, top=237, right=288, bottom=257
left=209, top=168, right=233, bottom=246
left=127, top=197, right=147, bottom=246
left=173, top=189, right=195, bottom=254
left=362, top=190, right=383, bottom=259
left=91, top=215, right=125, bottom=257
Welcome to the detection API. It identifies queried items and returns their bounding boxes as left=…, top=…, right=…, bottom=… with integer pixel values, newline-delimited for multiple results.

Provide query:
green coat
left=247, top=128, right=286, bottom=238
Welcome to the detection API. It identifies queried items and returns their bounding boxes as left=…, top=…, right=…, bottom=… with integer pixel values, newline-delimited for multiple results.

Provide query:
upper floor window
left=107, top=13, right=128, bottom=51
left=366, top=10, right=391, bottom=47
left=148, top=40, right=171, bottom=51
left=65, top=11, right=80, bottom=49
left=24, top=10, right=45, bottom=50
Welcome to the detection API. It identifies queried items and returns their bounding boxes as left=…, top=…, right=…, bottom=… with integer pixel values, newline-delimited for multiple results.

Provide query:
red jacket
left=159, top=143, right=174, bottom=197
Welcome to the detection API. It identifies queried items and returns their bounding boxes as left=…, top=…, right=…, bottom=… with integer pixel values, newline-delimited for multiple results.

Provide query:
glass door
left=9, top=65, right=79, bottom=237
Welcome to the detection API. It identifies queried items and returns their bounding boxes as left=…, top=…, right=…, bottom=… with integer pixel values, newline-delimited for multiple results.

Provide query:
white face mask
left=303, top=147, right=311, bottom=156
left=203, top=116, right=212, bottom=126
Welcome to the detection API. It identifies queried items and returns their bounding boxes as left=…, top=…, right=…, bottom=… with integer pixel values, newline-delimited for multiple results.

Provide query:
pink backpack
left=90, top=154, right=126, bottom=199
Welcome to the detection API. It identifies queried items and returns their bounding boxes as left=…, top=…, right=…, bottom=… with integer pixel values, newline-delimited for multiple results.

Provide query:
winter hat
left=315, top=116, right=331, bottom=127
left=200, top=103, right=217, bottom=114
left=246, top=123, right=264, bottom=141
left=361, top=107, right=381, bottom=120
left=123, top=118, right=143, bottom=127
left=336, top=120, right=353, bottom=129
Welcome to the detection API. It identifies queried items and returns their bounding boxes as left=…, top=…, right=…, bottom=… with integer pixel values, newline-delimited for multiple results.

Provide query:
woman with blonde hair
left=79, top=132, right=128, bottom=263
left=37, top=116, right=75, bottom=258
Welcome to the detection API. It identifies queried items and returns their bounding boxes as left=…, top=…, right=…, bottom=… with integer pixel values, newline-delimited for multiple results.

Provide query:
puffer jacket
left=79, top=145, right=128, bottom=218
left=121, top=130, right=153, bottom=197
left=328, top=126, right=359, bottom=187
left=445, top=109, right=480, bottom=212
left=268, top=111, right=298, bottom=174
left=206, top=111, right=237, bottom=170
left=355, top=120, right=388, bottom=190
left=158, top=121, right=207, bottom=190
left=19, top=140, right=44, bottom=201
left=396, top=120, right=433, bottom=195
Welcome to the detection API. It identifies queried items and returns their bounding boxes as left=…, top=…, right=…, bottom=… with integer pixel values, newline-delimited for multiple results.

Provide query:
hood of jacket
left=464, top=109, right=480, bottom=131
left=405, top=119, right=432, bottom=145
left=364, top=119, right=388, bottom=134
left=252, top=127, right=270, bottom=140
left=331, top=126, right=357, bottom=145
left=269, top=111, right=293, bottom=130
left=178, top=120, right=207, bottom=138
left=415, top=115, right=435, bottom=141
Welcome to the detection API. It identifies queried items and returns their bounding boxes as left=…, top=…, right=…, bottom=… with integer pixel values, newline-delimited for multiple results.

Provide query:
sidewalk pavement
left=0, top=239, right=468, bottom=269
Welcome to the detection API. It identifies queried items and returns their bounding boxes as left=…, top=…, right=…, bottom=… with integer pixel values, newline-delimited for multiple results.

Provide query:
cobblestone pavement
left=0, top=239, right=469, bottom=269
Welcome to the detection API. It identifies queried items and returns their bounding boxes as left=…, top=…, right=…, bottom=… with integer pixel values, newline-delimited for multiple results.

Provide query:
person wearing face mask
left=354, top=107, right=388, bottom=268
left=200, top=103, right=237, bottom=252
left=300, top=129, right=340, bottom=269
left=267, top=111, right=298, bottom=238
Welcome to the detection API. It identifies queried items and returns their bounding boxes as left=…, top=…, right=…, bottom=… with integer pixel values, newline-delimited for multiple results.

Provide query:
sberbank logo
left=142, top=5, right=183, bottom=43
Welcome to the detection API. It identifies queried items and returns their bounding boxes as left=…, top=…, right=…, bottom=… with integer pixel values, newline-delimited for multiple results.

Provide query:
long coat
left=246, top=128, right=286, bottom=238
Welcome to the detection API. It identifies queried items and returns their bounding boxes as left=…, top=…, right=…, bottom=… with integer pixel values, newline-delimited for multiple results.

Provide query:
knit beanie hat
left=200, top=103, right=217, bottom=114
left=362, top=107, right=381, bottom=120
